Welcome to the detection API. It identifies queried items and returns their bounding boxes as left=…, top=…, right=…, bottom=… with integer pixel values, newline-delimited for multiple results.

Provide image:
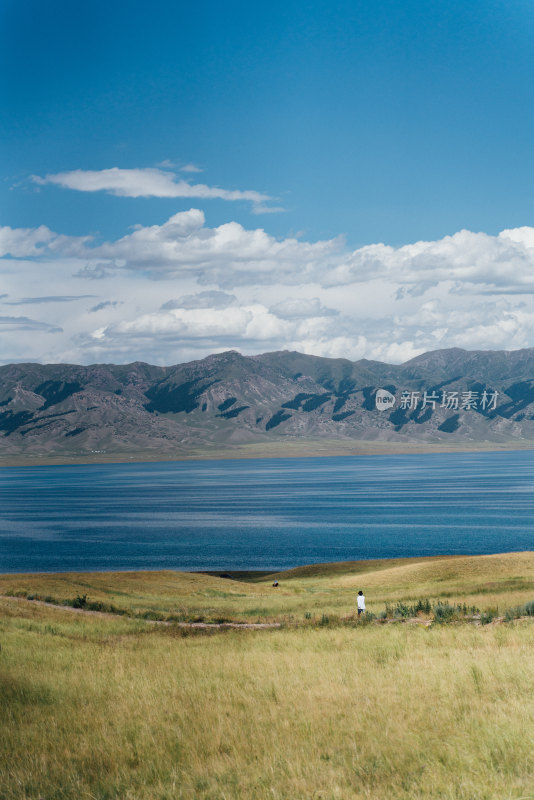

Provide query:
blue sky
left=2, top=0, right=534, bottom=365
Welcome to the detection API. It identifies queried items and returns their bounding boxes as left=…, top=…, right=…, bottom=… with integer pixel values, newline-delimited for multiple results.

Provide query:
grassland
left=3, top=553, right=534, bottom=799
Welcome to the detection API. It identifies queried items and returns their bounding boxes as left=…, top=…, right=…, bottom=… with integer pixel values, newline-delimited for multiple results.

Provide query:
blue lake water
left=2, top=451, right=534, bottom=574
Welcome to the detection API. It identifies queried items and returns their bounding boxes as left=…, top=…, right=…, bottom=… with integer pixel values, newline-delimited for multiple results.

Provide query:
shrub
left=383, top=599, right=433, bottom=620
left=70, top=594, right=88, bottom=609
left=476, top=607, right=498, bottom=625
left=394, top=603, right=412, bottom=619
left=414, top=599, right=432, bottom=615
left=433, top=603, right=456, bottom=623
left=378, top=599, right=479, bottom=624
left=503, top=599, right=534, bottom=620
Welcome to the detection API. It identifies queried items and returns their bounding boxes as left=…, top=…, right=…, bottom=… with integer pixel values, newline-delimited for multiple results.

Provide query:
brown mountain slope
left=2, top=347, right=534, bottom=461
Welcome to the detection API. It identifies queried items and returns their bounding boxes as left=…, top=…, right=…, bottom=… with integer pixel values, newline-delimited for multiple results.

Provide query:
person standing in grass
left=357, top=590, right=366, bottom=616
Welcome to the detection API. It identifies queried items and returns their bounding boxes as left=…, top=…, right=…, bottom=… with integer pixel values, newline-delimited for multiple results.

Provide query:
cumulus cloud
left=85, top=299, right=392, bottom=364
left=4, top=213, right=534, bottom=365
left=500, top=226, right=534, bottom=248
left=324, top=228, right=534, bottom=292
left=15, top=213, right=534, bottom=296
left=90, top=210, right=343, bottom=286
left=0, top=225, right=54, bottom=257
left=0, top=225, right=92, bottom=258
left=2, top=212, right=339, bottom=286
left=32, top=167, right=278, bottom=210
left=392, top=299, right=534, bottom=353
left=92, top=305, right=291, bottom=343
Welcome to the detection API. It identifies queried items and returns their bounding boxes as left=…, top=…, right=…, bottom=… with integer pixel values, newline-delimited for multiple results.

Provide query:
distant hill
left=2, top=347, right=534, bottom=461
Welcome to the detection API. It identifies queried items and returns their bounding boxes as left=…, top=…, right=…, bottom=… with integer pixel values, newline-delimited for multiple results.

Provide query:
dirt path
left=0, top=594, right=281, bottom=629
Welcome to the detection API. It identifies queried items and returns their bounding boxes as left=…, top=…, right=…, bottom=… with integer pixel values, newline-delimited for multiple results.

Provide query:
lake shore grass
left=3, top=551, right=534, bottom=623
left=3, top=553, right=534, bottom=798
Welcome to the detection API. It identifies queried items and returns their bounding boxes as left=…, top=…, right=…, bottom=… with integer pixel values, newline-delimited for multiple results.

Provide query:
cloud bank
left=2, top=211, right=534, bottom=366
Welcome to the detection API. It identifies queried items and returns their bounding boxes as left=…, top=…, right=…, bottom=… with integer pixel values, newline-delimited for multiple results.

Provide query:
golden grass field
left=3, top=552, right=534, bottom=799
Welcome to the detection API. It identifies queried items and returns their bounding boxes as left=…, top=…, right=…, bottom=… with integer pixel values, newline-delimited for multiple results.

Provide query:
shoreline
left=2, top=437, right=534, bottom=468
left=0, top=552, right=527, bottom=580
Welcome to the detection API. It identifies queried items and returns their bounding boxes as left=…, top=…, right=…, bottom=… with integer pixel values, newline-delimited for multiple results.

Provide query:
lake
left=1, top=451, right=534, bottom=574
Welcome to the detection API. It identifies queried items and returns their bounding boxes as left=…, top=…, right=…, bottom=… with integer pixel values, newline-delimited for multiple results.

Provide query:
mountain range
left=2, top=346, right=534, bottom=462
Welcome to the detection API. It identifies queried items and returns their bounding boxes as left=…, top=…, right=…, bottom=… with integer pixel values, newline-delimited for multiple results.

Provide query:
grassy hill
left=3, top=553, right=534, bottom=799
left=3, top=551, right=534, bottom=622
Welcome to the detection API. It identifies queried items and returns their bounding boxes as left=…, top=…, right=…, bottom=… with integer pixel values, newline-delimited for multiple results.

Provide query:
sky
left=2, top=0, right=534, bottom=366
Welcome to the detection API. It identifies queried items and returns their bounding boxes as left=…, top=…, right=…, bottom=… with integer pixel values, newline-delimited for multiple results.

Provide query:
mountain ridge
left=2, top=346, right=534, bottom=462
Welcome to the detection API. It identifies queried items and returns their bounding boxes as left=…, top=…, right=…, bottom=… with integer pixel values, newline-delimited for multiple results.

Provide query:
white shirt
left=357, top=594, right=365, bottom=610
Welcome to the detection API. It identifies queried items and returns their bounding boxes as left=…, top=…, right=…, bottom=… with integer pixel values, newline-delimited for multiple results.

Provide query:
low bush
left=380, top=599, right=479, bottom=624
left=479, top=610, right=496, bottom=625
left=433, top=602, right=479, bottom=624
left=503, top=598, right=534, bottom=621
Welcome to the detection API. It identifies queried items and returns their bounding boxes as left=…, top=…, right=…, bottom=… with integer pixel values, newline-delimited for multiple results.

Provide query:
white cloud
left=83, top=210, right=343, bottom=286
left=0, top=225, right=54, bottom=257
left=0, top=225, right=92, bottom=258
left=180, top=163, right=203, bottom=173
left=94, top=304, right=292, bottom=343
left=500, top=226, right=534, bottom=248
left=32, top=167, right=276, bottom=209
left=19, top=213, right=531, bottom=297
left=286, top=335, right=425, bottom=364
left=4, top=214, right=534, bottom=365
left=324, top=228, right=534, bottom=292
